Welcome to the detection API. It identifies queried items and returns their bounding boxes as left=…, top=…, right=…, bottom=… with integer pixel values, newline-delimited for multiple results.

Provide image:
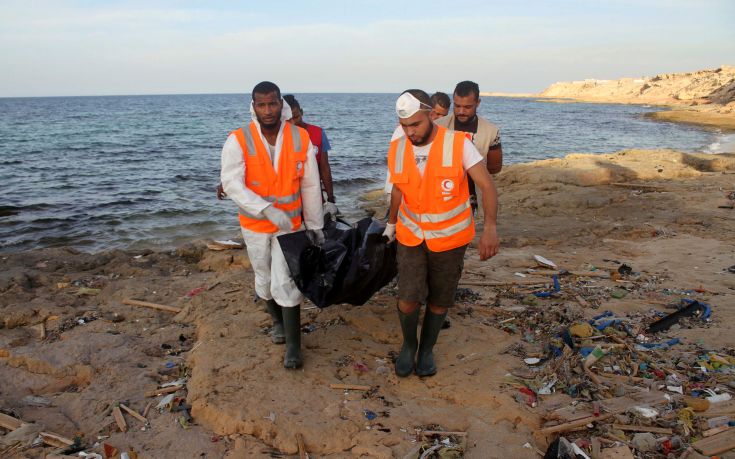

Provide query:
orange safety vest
left=387, top=126, right=475, bottom=252
left=231, top=121, right=310, bottom=233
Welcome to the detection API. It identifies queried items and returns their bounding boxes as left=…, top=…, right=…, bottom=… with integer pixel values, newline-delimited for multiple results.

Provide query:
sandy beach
left=3, top=142, right=735, bottom=458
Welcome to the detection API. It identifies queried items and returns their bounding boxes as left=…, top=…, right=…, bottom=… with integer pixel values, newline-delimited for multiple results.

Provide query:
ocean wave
left=0, top=203, right=53, bottom=217
left=707, top=133, right=735, bottom=153
left=334, top=177, right=380, bottom=186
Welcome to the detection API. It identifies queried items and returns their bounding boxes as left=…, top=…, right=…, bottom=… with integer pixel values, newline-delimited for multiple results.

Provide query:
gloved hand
left=306, top=229, right=325, bottom=246
left=263, top=205, right=292, bottom=232
left=323, top=201, right=339, bottom=219
left=382, top=223, right=396, bottom=243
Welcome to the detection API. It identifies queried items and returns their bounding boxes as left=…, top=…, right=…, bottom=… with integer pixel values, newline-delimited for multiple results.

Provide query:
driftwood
left=122, top=298, right=182, bottom=314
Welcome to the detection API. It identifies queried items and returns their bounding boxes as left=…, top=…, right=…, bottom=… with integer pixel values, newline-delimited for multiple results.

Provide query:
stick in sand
left=329, top=383, right=371, bottom=391
left=296, top=433, right=308, bottom=459
left=123, top=298, right=181, bottom=314
left=112, top=406, right=127, bottom=432
left=119, top=403, right=148, bottom=424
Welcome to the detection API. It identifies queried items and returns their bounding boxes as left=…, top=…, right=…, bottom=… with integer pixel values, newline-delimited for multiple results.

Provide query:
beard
left=411, top=125, right=434, bottom=146
left=257, top=112, right=281, bottom=129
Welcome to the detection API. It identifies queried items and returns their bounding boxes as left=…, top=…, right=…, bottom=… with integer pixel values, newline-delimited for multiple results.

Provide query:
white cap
left=396, top=92, right=431, bottom=119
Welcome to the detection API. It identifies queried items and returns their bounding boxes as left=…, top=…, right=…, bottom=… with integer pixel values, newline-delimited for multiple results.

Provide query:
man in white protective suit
left=220, top=81, right=324, bottom=369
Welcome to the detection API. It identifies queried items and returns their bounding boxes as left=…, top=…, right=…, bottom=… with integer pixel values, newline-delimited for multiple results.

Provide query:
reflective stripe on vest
left=398, top=206, right=473, bottom=240
left=402, top=200, right=470, bottom=224
left=231, top=122, right=308, bottom=233
left=238, top=206, right=302, bottom=220
left=388, top=126, right=475, bottom=251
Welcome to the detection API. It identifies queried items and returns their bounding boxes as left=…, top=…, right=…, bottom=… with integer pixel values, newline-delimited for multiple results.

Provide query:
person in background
left=220, top=81, right=324, bottom=369
left=429, top=91, right=451, bottom=120
left=383, top=89, right=500, bottom=377
left=435, top=81, right=503, bottom=214
left=283, top=95, right=337, bottom=207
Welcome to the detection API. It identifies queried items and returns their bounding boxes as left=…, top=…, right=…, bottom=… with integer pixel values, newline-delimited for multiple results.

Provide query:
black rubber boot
left=395, top=307, right=420, bottom=377
left=416, top=309, right=448, bottom=377
left=265, top=299, right=285, bottom=344
left=281, top=305, right=303, bottom=369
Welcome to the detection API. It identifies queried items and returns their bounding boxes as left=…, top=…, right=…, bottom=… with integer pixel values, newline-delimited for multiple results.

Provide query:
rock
left=631, top=432, right=657, bottom=453
left=197, top=252, right=234, bottom=272
left=176, top=244, right=205, bottom=263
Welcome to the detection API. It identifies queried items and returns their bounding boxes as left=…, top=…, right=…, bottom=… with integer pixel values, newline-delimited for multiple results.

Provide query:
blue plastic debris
left=533, top=275, right=561, bottom=298
left=363, top=409, right=377, bottom=421
left=636, top=338, right=681, bottom=351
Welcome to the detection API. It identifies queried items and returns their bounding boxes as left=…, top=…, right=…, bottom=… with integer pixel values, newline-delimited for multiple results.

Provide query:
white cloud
left=0, top=2, right=733, bottom=96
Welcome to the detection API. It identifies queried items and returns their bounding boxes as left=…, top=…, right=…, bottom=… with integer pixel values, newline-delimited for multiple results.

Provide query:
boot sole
left=395, top=366, right=415, bottom=377
left=415, top=368, right=437, bottom=377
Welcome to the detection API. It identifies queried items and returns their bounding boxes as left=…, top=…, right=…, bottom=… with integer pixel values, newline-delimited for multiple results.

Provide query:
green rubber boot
left=416, top=309, right=448, bottom=377
left=395, top=307, right=420, bottom=377
left=265, top=299, right=285, bottom=344
left=282, top=305, right=303, bottom=369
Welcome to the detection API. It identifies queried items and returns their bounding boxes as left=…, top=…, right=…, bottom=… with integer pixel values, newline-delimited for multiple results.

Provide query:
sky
left=1, top=0, right=733, bottom=97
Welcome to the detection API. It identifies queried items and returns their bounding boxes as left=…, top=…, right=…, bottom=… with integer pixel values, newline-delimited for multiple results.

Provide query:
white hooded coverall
left=220, top=104, right=324, bottom=307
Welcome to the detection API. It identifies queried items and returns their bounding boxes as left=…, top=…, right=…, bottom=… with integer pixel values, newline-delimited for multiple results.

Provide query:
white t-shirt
left=384, top=128, right=483, bottom=193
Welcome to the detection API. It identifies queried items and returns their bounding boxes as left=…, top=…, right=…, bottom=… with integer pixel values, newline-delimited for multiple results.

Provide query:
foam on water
left=707, top=132, right=735, bottom=153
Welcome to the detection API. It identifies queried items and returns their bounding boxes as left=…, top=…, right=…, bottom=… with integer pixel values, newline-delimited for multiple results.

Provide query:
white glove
left=306, top=229, right=325, bottom=246
left=263, top=205, right=292, bottom=232
left=323, top=201, right=339, bottom=219
left=382, top=223, right=396, bottom=243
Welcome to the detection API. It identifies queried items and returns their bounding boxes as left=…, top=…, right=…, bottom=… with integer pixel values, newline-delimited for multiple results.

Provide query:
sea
left=0, top=93, right=731, bottom=253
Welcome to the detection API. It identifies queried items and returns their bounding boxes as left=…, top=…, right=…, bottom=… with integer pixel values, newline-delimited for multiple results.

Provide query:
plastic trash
left=628, top=406, right=659, bottom=419
left=635, top=338, right=680, bottom=351
left=544, top=437, right=591, bottom=459
left=533, top=275, right=561, bottom=298
left=363, top=409, right=377, bottom=421
left=647, top=300, right=711, bottom=333
left=278, top=217, right=397, bottom=308
left=569, top=322, right=596, bottom=338
left=705, top=391, right=732, bottom=403
left=534, top=254, right=557, bottom=269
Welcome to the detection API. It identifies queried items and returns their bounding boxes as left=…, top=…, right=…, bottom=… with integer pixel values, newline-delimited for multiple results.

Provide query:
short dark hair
left=252, top=81, right=281, bottom=101
left=430, top=91, right=451, bottom=109
left=282, top=94, right=300, bottom=110
left=454, top=81, right=480, bottom=100
left=401, top=89, right=432, bottom=107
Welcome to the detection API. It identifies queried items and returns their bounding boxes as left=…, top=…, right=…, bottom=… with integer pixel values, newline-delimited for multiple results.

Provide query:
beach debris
left=329, top=383, right=371, bottom=391
left=76, top=287, right=101, bottom=296
left=534, top=254, right=557, bottom=269
left=185, top=286, right=206, bottom=298
left=22, top=395, right=51, bottom=407
left=155, top=394, right=176, bottom=411
left=646, top=299, right=711, bottom=333
left=118, top=403, right=148, bottom=425
left=112, top=406, right=127, bottom=432
left=206, top=239, right=244, bottom=251
left=102, top=443, right=119, bottom=458
left=122, top=298, right=182, bottom=314
left=296, top=432, right=308, bottom=459
left=363, top=409, right=377, bottom=421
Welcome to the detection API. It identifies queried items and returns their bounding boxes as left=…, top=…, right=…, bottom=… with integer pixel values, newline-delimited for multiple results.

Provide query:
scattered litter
left=185, top=286, right=206, bottom=298
left=155, top=394, right=175, bottom=411
left=647, top=299, right=711, bottom=333
left=534, top=254, right=557, bottom=269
